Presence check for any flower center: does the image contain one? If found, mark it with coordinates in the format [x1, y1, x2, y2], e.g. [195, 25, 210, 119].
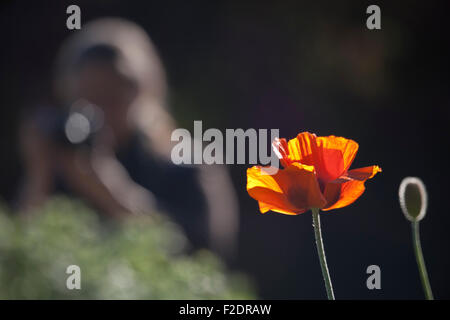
[287, 187, 309, 209]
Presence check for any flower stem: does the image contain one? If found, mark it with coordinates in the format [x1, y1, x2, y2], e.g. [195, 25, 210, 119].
[411, 221, 434, 300]
[311, 208, 335, 300]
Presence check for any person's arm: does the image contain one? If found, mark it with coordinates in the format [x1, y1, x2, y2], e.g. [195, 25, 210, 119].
[55, 148, 134, 218]
[198, 165, 240, 261]
[18, 115, 155, 218]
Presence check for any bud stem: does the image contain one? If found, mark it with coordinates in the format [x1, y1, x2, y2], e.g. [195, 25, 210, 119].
[311, 208, 335, 300]
[411, 221, 434, 300]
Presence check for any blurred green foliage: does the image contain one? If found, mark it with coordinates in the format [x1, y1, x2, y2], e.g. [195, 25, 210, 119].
[0, 197, 255, 299]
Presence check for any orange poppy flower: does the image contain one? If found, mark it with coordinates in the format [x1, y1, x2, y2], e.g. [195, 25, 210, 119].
[247, 132, 381, 214]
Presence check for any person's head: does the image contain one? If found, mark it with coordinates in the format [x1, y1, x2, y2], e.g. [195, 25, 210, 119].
[73, 44, 138, 121]
[54, 18, 175, 155]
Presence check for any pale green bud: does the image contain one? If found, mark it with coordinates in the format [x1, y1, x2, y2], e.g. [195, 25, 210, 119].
[399, 177, 428, 222]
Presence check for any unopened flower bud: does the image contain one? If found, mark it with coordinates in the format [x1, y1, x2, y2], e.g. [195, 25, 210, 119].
[399, 177, 428, 222]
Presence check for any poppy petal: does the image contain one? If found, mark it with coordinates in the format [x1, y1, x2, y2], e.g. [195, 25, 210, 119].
[346, 165, 382, 180]
[279, 163, 327, 210]
[287, 133, 359, 183]
[258, 201, 306, 215]
[272, 137, 292, 168]
[315, 135, 359, 181]
[322, 165, 381, 210]
[322, 179, 366, 211]
[286, 132, 317, 165]
[247, 163, 326, 214]
[247, 166, 303, 214]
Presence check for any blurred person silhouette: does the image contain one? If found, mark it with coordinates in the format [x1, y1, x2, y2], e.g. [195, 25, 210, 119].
[17, 18, 238, 259]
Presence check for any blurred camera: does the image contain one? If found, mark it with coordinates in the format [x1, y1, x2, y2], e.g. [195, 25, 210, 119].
[33, 99, 104, 148]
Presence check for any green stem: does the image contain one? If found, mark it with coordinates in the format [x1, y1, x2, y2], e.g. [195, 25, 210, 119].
[411, 221, 434, 300]
[311, 208, 335, 300]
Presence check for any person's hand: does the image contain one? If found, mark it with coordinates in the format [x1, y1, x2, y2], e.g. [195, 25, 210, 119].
[55, 144, 155, 218]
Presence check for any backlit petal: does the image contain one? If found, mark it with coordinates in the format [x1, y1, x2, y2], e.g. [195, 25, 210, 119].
[316, 136, 359, 173]
[322, 165, 381, 211]
[346, 165, 382, 180]
[246, 163, 326, 214]
[258, 201, 306, 215]
[286, 132, 359, 184]
[272, 137, 292, 168]
[278, 163, 326, 210]
[247, 166, 302, 214]
[286, 132, 317, 165]
[322, 180, 366, 211]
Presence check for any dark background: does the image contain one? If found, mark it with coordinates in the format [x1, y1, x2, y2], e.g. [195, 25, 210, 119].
[1, 0, 449, 299]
